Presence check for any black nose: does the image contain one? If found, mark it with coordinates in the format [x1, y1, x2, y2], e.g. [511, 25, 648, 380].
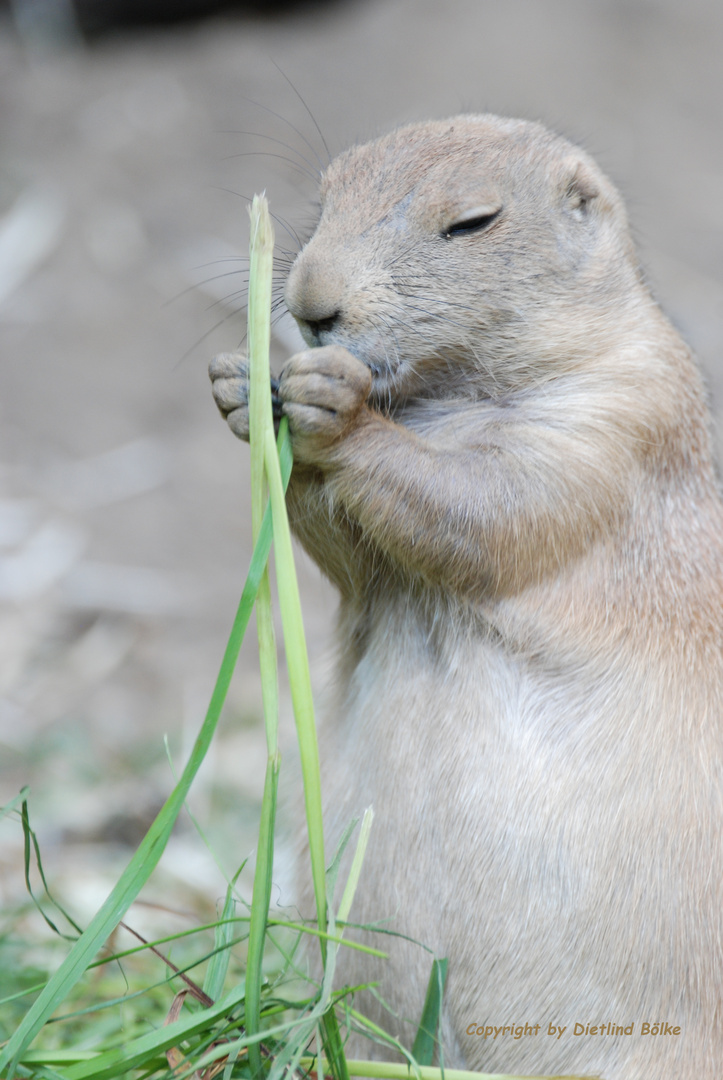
[304, 311, 341, 343]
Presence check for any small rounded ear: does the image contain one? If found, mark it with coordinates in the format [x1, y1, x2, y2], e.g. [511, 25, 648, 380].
[562, 158, 600, 213]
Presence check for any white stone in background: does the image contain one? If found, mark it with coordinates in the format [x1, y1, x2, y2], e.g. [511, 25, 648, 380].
[161, 834, 237, 900]
[0, 186, 65, 309]
[61, 561, 194, 616]
[66, 614, 136, 684]
[0, 498, 41, 548]
[41, 437, 171, 510]
[0, 519, 85, 601]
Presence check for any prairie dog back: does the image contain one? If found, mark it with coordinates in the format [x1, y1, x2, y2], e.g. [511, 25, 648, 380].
[210, 114, 723, 1079]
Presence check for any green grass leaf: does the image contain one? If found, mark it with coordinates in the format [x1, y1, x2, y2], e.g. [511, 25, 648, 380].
[21, 796, 83, 940]
[412, 957, 448, 1066]
[301, 1060, 594, 1080]
[202, 880, 240, 1002]
[263, 421, 328, 945]
[245, 189, 281, 1080]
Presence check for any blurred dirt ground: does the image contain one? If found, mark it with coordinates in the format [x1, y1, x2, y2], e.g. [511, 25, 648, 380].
[1, 0, 722, 967]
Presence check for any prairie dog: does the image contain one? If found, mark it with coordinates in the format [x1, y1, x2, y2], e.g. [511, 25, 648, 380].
[210, 115, 723, 1080]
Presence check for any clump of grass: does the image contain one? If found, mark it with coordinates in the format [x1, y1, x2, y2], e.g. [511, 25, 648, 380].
[0, 196, 592, 1080]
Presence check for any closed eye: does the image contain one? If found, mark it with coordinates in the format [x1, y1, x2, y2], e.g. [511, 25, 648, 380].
[442, 207, 502, 239]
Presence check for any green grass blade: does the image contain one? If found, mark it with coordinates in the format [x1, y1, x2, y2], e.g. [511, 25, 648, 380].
[412, 957, 448, 1066]
[0, 784, 29, 822]
[316, 809, 375, 1080]
[202, 882, 238, 1002]
[321, 1008, 351, 1080]
[263, 422, 327, 946]
[264, 417, 349, 1080]
[22, 1063, 74, 1080]
[300, 1061, 594, 1080]
[17, 1052, 101, 1065]
[60, 979, 335, 1080]
[245, 753, 279, 1076]
[21, 796, 83, 939]
[248, 192, 275, 557]
[245, 192, 279, 1080]
[46, 982, 248, 1080]
[0, 445, 292, 1078]
[336, 808, 374, 926]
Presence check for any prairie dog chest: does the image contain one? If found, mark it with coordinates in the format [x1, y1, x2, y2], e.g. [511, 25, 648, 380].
[325, 596, 562, 812]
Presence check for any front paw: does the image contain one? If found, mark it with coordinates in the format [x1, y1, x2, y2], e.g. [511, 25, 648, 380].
[209, 352, 282, 442]
[279, 345, 372, 462]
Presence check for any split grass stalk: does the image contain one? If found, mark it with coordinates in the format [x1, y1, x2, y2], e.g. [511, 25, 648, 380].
[245, 194, 348, 1080]
[245, 193, 282, 1080]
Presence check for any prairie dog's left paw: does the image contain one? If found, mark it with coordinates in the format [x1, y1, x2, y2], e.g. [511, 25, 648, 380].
[279, 345, 372, 461]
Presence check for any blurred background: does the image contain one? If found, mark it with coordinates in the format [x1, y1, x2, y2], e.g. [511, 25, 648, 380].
[1, 0, 722, 954]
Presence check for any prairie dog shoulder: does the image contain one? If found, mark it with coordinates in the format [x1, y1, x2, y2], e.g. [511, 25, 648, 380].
[210, 114, 723, 1080]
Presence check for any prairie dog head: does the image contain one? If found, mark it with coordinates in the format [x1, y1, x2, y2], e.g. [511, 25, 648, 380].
[285, 114, 645, 401]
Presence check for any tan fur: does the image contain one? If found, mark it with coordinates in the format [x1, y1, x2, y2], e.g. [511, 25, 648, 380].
[210, 114, 723, 1079]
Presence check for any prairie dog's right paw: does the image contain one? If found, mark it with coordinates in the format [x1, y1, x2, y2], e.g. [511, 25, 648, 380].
[210, 351, 283, 442]
[209, 351, 250, 441]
